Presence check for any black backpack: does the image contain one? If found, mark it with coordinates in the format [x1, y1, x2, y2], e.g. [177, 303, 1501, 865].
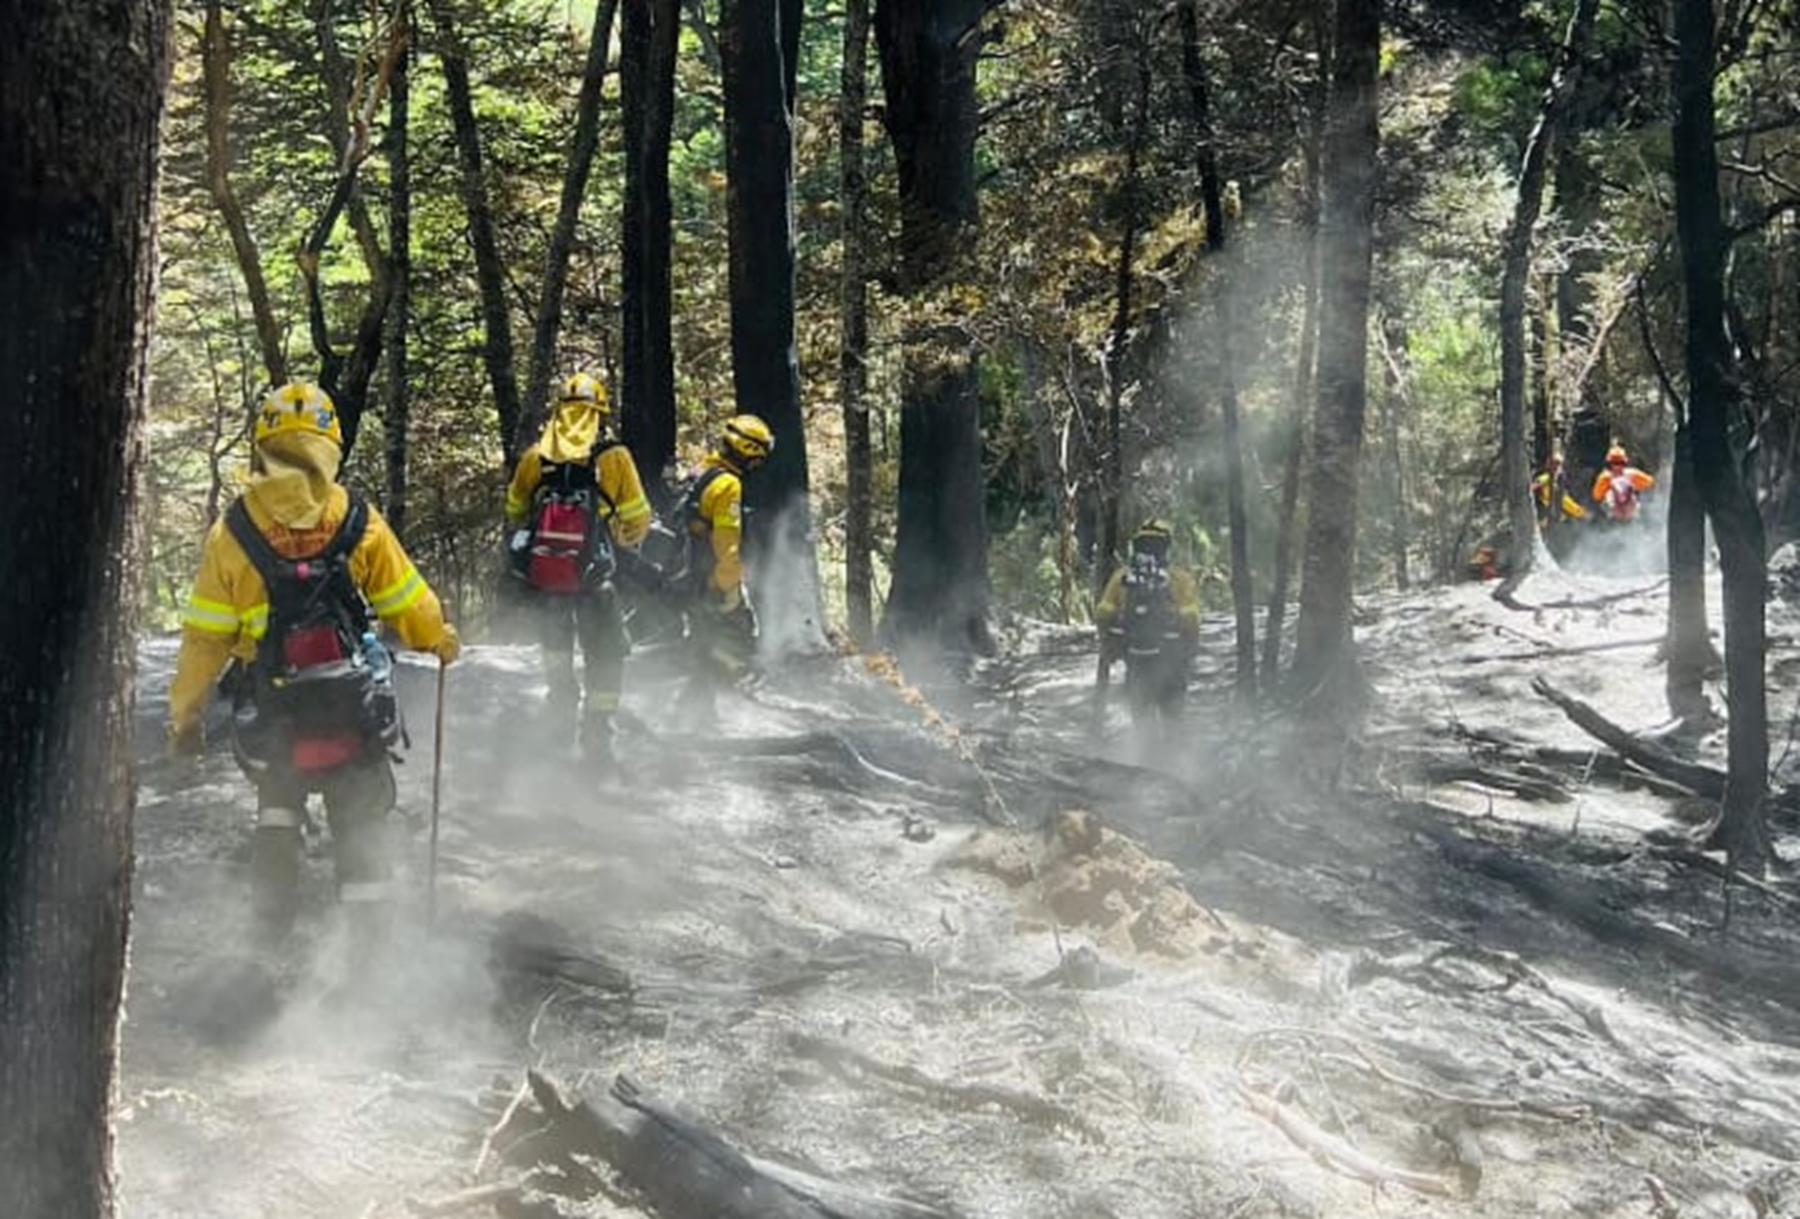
[516, 442, 620, 593]
[1121, 552, 1181, 658]
[225, 493, 397, 758]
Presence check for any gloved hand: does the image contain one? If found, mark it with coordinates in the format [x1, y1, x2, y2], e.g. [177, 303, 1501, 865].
[434, 623, 463, 665]
[167, 720, 204, 759]
[713, 584, 744, 615]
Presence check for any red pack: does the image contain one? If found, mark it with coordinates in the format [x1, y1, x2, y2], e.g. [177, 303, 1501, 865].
[527, 499, 594, 592]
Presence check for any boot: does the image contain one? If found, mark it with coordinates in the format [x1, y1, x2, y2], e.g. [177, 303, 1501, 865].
[580, 711, 615, 764]
[249, 820, 302, 949]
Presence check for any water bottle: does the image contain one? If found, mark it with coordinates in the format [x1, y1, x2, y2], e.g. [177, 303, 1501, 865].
[360, 630, 392, 685]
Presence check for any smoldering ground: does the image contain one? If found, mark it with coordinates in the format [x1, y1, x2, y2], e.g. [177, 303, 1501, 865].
[122, 565, 1800, 1217]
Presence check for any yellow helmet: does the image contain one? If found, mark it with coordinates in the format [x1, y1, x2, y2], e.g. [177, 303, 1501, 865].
[1131, 518, 1173, 559]
[558, 371, 608, 414]
[720, 414, 774, 468]
[255, 382, 342, 448]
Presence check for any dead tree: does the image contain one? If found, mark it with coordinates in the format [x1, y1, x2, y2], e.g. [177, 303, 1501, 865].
[0, 2, 171, 1213]
[1671, 0, 1770, 869]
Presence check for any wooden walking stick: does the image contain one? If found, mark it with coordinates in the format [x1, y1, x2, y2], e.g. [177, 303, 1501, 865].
[427, 656, 447, 931]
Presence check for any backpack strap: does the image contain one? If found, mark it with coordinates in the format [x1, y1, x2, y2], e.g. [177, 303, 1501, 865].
[226, 492, 372, 672]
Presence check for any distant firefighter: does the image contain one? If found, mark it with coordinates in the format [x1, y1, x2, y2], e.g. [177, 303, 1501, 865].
[1096, 519, 1200, 732]
[1533, 453, 1588, 526]
[1591, 444, 1655, 523]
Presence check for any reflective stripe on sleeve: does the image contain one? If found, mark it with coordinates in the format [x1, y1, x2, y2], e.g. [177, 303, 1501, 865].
[369, 567, 426, 618]
[614, 494, 651, 523]
[241, 604, 270, 640]
[182, 596, 240, 635]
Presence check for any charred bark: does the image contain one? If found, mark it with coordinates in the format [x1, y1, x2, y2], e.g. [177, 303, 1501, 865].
[0, 2, 170, 1212]
[840, 0, 875, 644]
[1497, 0, 1600, 576]
[875, 0, 991, 655]
[723, 0, 819, 641]
[520, 0, 620, 450]
[621, 0, 681, 489]
[1378, 313, 1412, 590]
[1290, 0, 1379, 708]
[425, 0, 523, 463]
[1671, 0, 1770, 868]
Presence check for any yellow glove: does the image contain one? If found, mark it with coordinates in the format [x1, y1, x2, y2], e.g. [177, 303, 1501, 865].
[434, 623, 462, 665]
[167, 720, 204, 758]
[714, 585, 743, 614]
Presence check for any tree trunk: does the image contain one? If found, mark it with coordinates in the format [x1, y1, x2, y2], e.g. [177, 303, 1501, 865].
[839, 0, 875, 644]
[201, 0, 286, 384]
[1096, 46, 1150, 603]
[722, 0, 819, 648]
[0, 3, 170, 1213]
[621, 0, 681, 491]
[1181, 0, 1256, 699]
[1497, 0, 1601, 577]
[1378, 313, 1412, 590]
[1262, 26, 1325, 687]
[521, 0, 621, 450]
[1665, 418, 1712, 718]
[384, 18, 411, 537]
[1671, 0, 1769, 868]
[875, 0, 991, 655]
[426, 0, 524, 464]
[1530, 284, 1553, 474]
[1290, 0, 1379, 708]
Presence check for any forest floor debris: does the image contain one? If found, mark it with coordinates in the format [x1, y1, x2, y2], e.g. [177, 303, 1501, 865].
[121, 567, 1800, 1217]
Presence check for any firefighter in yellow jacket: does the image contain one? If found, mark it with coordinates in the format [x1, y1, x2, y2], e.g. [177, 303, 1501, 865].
[505, 372, 652, 760]
[678, 414, 773, 717]
[1095, 520, 1200, 730]
[168, 382, 461, 946]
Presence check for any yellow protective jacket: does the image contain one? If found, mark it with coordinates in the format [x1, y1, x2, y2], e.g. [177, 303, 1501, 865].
[505, 438, 652, 549]
[1094, 565, 1201, 638]
[1532, 472, 1588, 521]
[169, 485, 451, 736]
[689, 453, 745, 600]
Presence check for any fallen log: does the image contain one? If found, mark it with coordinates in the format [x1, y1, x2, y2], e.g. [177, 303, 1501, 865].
[1530, 678, 1725, 800]
[1399, 804, 1800, 1014]
[510, 1071, 957, 1219]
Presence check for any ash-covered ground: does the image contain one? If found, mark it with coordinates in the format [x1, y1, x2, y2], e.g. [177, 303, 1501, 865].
[121, 567, 1800, 1218]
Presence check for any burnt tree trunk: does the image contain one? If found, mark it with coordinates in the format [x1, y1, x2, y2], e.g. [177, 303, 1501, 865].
[621, 0, 681, 490]
[520, 0, 620, 448]
[1671, 0, 1770, 868]
[1290, 0, 1379, 708]
[1497, 0, 1600, 578]
[426, 0, 524, 464]
[875, 0, 991, 655]
[0, 2, 170, 1213]
[1181, 0, 1255, 699]
[383, 19, 411, 536]
[839, 0, 875, 644]
[723, 0, 819, 644]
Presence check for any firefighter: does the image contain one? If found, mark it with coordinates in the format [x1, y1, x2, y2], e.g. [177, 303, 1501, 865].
[1533, 453, 1588, 527]
[1591, 443, 1656, 524]
[167, 382, 461, 948]
[675, 414, 774, 719]
[505, 372, 653, 761]
[1095, 520, 1201, 732]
